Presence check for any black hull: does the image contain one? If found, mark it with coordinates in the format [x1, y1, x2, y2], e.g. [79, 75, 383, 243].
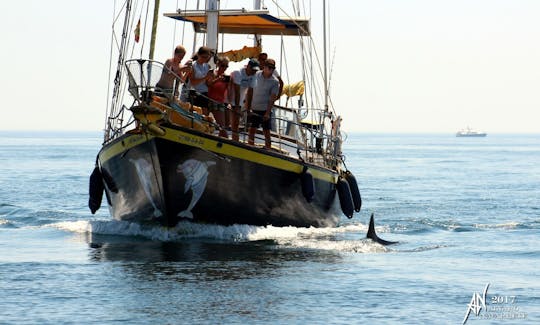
[97, 126, 340, 227]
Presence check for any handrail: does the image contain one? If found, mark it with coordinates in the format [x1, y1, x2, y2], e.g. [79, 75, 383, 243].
[105, 58, 342, 168]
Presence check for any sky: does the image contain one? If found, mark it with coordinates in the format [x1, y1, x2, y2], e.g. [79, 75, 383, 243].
[1, 0, 539, 133]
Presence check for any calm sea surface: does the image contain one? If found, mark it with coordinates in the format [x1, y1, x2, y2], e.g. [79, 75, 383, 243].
[1, 131, 539, 324]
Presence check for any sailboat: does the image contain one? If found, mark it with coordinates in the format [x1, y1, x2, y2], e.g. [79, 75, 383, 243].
[88, 0, 361, 228]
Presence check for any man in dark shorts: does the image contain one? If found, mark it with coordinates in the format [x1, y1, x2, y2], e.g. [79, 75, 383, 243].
[229, 58, 259, 141]
[246, 59, 280, 149]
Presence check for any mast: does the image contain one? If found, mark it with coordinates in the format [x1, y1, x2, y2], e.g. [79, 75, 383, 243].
[323, 0, 328, 111]
[149, 0, 161, 60]
[206, 0, 220, 53]
[253, 0, 262, 46]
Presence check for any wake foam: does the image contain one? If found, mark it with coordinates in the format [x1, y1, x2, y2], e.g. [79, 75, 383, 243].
[51, 219, 389, 253]
[474, 222, 521, 229]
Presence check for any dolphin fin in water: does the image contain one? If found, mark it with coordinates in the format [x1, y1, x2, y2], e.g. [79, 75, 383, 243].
[366, 213, 398, 246]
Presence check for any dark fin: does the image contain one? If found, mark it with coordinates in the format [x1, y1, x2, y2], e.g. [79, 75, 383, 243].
[366, 213, 397, 246]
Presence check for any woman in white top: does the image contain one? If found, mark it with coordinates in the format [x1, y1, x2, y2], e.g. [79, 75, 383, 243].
[186, 46, 213, 114]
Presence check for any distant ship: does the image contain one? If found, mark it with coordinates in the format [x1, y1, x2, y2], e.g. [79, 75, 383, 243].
[456, 127, 487, 137]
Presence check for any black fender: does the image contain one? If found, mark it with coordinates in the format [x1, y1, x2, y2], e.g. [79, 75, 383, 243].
[300, 167, 315, 202]
[344, 171, 361, 212]
[336, 177, 354, 218]
[88, 166, 104, 214]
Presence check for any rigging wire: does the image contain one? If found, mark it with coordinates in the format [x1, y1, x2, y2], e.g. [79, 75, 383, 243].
[327, 46, 336, 98]
[119, 0, 140, 128]
[192, 0, 200, 54]
[172, 0, 179, 50]
[143, 129, 166, 218]
[268, 0, 331, 115]
[279, 34, 286, 107]
[181, 0, 188, 45]
[109, 0, 134, 139]
[105, 0, 119, 138]
[326, 0, 335, 112]
[172, 0, 188, 51]
[140, 0, 150, 58]
[105, 0, 131, 132]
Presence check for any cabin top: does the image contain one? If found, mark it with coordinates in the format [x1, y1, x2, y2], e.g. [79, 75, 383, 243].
[164, 9, 310, 36]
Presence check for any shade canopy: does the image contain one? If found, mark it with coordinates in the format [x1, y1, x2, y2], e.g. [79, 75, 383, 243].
[164, 9, 310, 36]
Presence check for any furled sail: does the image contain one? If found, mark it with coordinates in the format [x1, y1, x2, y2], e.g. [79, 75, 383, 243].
[218, 46, 261, 62]
[281, 80, 304, 97]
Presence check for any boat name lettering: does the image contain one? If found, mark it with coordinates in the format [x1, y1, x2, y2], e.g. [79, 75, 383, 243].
[179, 134, 204, 146]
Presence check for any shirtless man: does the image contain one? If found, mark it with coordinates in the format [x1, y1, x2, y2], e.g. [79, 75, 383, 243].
[156, 45, 190, 97]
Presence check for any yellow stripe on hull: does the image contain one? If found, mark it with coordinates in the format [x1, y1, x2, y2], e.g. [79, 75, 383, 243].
[99, 133, 154, 163]
[99, 127, 338, 183]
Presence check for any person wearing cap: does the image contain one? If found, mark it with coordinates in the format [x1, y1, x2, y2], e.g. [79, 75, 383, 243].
[228, 58, 260, 141]
[257, 52, 283, 99]
[246, 58, 280, 149]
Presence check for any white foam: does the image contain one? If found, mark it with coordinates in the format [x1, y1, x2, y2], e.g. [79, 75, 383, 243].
[53, 220, 93, 233]
[474, 222, 520, 229]
[275, 238, 388, 253]
[50, 219, 388, 252]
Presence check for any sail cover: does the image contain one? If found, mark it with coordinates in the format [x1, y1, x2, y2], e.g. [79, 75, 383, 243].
[164, 10, 310, 36]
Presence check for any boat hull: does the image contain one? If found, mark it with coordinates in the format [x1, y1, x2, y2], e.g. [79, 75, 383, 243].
[456, 133, 487, 137]
[98, 126, 340, 227]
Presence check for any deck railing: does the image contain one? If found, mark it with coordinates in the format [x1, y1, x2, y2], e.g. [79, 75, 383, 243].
[105, 59, 342, 168]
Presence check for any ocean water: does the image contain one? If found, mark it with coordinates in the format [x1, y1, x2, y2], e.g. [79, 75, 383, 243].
[0, 131, 538, 324]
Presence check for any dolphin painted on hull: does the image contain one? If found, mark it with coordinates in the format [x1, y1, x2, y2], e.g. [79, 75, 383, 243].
[129, 158, 163, 218]
[176, 159, 216, 219]
[366, 213, 398, 246]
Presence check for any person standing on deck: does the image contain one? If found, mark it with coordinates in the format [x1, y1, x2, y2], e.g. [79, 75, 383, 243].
[229, 58, 260, 141]
[186, 46, 213, 114]
[246, 59, 279, 149]
[207, 56, 231, 138]
[257, 52, 283, 99]
[156, 45, 191, 97]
